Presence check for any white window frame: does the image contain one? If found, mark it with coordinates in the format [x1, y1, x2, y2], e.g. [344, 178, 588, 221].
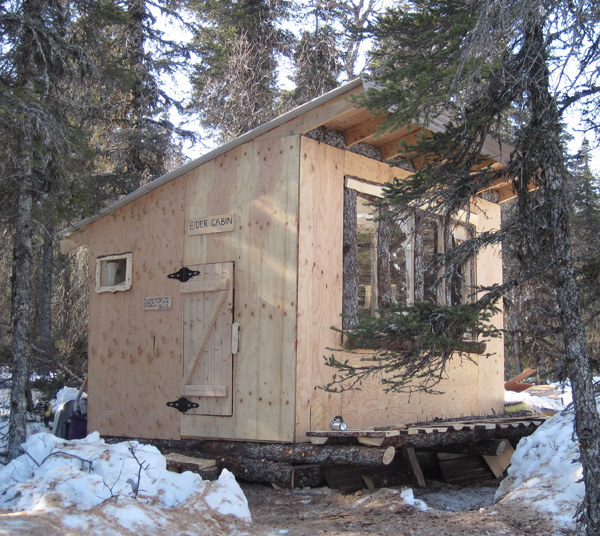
[95, 253, 133, 294]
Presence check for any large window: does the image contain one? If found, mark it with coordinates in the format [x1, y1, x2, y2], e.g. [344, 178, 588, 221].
[342, 181, 475, 329]
[356, 195, 408, 316]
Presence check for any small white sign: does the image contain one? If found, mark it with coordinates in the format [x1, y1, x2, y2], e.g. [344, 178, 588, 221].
[189, 213, 235, 235]
[144, 296, 172, 310]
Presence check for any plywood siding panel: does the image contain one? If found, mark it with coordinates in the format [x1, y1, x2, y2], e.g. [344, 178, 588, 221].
[296, 138, 345, 441]
[473, 197, 504, 415]
[180, 137, 299, 442]
[341, 357, 480, 426]
[295, 145, 503, 437]
[87, 179, 185, 440]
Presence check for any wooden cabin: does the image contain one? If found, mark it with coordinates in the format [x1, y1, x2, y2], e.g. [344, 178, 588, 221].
[59, 78, 513, 443]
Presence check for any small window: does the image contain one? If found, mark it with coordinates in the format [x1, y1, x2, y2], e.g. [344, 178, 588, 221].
[95, 253, 133, 293]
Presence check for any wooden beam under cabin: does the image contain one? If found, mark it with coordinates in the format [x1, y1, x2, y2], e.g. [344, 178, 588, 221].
[59, 229, 90, 255]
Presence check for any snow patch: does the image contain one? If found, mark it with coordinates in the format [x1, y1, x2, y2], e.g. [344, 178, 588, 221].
[496, 393, 600, 530]
[0, 431, 251, 535]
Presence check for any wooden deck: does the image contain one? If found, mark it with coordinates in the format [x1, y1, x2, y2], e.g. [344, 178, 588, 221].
[306, 416, 546, 447]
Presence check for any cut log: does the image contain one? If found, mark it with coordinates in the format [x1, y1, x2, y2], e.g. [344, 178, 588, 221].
[164, 453, 219, 480]
[437, 453, 494, 484]
[215, 456, 325, 488]
[423, 439, 507, 457]
[196, 441, 395, 466]
[362, 473, 410, 492]
[322, 458, 410, 493]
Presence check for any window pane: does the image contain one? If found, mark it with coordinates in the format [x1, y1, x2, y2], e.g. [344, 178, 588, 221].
[357, 197, 375, 314]
[388, 217, 408, 307]
[104, 259, 127, 286]
[422, 218, 439, 304]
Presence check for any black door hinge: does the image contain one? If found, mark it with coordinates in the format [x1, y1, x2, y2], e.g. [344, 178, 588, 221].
[167, 267, 201, 283]
[166, 397, 199, 413]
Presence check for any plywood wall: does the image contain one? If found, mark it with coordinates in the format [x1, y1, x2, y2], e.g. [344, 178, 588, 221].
[87, 180, 186, 440]
[296, 138, 345, 441]
[340, 357, 481, 426]
[295, 144, 505, 437]
[472, 197, 505, 415]
[180, 137, 300, 442]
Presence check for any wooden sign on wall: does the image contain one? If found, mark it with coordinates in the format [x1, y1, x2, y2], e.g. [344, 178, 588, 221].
[144, 296, 172, 310]
[189, 213, 235, 235]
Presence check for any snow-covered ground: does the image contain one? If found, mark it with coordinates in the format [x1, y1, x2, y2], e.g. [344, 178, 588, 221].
[0, 432, 250, 535]
[496, 382, 600, 531]
[0, 381, 598, 534]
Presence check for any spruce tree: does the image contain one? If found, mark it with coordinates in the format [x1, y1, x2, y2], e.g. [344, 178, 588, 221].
[329, 0, 600, 530]
[90, 0, 194, 196]
[0, 0, 117, 459]
[187, 0, 293, 142]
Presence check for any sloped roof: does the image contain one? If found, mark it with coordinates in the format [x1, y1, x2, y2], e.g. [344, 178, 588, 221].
[59, 77, 512, 239]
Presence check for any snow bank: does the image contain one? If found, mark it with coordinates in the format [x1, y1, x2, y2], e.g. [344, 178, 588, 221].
[496, 394, 600, 530]
[0, 432, 251, 526]
[504, 386, 571, 412]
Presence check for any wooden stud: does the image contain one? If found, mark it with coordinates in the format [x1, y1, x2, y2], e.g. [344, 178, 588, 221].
[379, 127, 428, 160]
[343, 115, 387, 146]
[344, 151, 412, 186]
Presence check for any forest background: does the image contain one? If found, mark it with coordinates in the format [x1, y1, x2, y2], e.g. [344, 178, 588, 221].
[1, 0, 599, 439]
[3, 0, 600, 530]
[2, 0, 600, 521]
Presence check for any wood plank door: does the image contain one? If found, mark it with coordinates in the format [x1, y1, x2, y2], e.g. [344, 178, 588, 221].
[181, 262, 234, 416]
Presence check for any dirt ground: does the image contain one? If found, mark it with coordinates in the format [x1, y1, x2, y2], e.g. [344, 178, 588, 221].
[239, 480, 572, 536]
[0, 479, 572, 535]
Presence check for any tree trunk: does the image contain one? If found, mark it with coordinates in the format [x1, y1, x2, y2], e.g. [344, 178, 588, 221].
[343, 186, 358, 329]
[414, 211, 424, 301]
[197, 441, 396, 466]
[377, 205, 392, 308]
[443, 215, 453, 306]
[8, 126, 34, 461]
[526, 19, 600, 533]
[39, 221, 54, 372]
[215, 456, 325, 488]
